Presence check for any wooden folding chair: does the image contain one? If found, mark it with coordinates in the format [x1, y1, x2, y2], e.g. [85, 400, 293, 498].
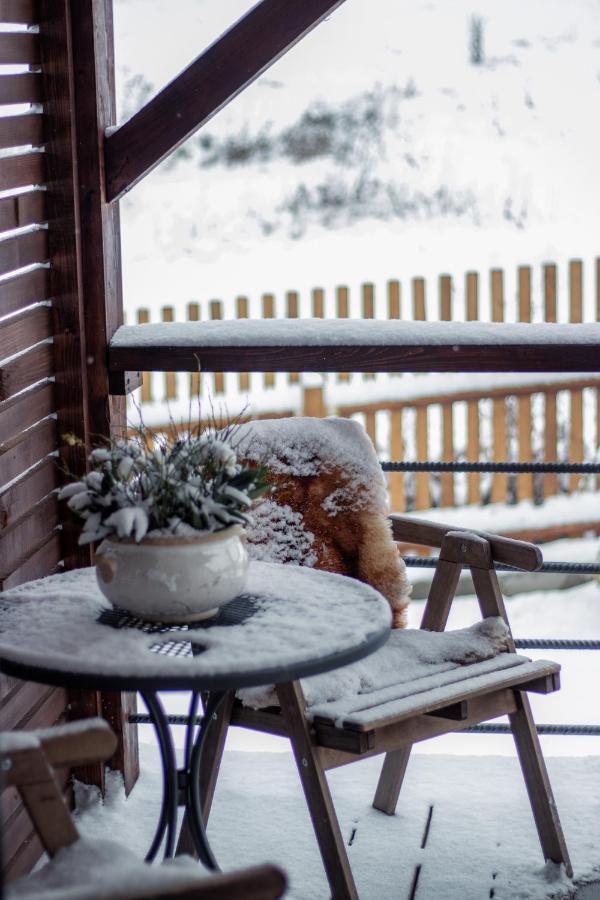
[194, 519, 572, 900]
[1, 719, 286, 900]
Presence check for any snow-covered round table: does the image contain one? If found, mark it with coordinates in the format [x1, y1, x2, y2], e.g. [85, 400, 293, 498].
[0, 560, 391, 869]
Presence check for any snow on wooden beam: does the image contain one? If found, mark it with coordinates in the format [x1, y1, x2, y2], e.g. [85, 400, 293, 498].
[104, 0, 347, 202]
[108, 320, 600, 377]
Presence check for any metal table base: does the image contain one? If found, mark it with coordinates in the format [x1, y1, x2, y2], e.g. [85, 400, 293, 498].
[141, 690, 226, 869]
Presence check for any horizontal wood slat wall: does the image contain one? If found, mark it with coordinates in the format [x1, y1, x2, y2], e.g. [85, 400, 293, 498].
[0, 7, 84, 881]
[0, 0, 38, 24]
[0, 190, 46, 232]
[0, 72, 41, 104]
[0, 31, 39, 63]
[0, 113, 43, 149]
[0, 152, 45, 191]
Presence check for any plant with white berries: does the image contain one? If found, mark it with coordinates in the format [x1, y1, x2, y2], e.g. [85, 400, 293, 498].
[59, 431, 268, 545]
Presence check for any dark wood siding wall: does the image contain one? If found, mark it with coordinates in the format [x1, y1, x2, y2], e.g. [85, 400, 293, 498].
[0, 0, 91, 879]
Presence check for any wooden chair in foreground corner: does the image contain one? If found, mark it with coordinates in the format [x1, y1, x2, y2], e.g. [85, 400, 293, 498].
[1, 719, 286, 900]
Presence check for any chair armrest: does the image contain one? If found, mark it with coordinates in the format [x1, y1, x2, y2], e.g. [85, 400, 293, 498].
[0, 718, 117, 781]
[390, 514, 543, 572]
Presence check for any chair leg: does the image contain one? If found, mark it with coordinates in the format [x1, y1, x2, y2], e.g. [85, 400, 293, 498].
[176, 691, 235, 857]
[277, 681, 359, 900]
[509, 691, 573, 878]
[372, 747, 412, 815]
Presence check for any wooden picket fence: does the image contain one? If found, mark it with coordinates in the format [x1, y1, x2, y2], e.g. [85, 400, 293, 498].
[130, 257, 600, 515]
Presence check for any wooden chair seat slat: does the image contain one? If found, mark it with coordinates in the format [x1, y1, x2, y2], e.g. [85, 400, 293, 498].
[311, 657, 559, 732]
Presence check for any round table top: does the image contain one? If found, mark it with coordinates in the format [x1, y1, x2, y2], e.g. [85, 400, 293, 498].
[0, 561, 391, 692]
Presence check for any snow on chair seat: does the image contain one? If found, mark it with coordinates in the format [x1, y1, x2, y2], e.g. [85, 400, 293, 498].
[309, 654, 560, 732]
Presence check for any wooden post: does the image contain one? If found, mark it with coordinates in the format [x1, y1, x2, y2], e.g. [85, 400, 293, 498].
[336, 285, 349, 382]
[597, 259, 600, 487]
[63, 0, 137, 792]
[362, 283, 375, 380]
[364, 409, 376, 445]
[440, 403, 454, 507]
[415, 406, 429, 509]
[262, 293, 275, 388]
[389, 409, 405, 512]
[161, 306, 177, 400]
[388, 279, 401, 319]
[569, 260, 583, 324]
[236, 296, 250, 392]
[544, 391, 558, 499]
[69, 0, 125, 440]
[491, 269, 504, 322]
[39, 0, 92, 572]
[187, 302, 201, 398]
[491, 398, 507, 503]
[312, 286, 324, 318]
[466, 272, 478, 321]
[302, 384, 325, 417]
[209, 300, 225, 394]
[412, 277, 426, 320]
[137, 308, 152, 402]
[596, 257, 600, 322]
[543, 264, 557, 323]
[439, 275, 452, 321]
[517, 396, 534, 501]
[568, 261, 583, 492]
[518, 266, 531, 323]
[569, 263, 584, 485]
[569, 388, 584, 493]
[286, 290, 299, 384]
[467, 400, 480, 504]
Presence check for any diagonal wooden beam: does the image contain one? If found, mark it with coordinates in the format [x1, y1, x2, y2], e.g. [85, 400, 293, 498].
[104, 0, 347, 202]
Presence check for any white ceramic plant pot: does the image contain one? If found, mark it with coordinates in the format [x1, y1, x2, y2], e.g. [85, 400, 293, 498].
[95, 525, 249, 623]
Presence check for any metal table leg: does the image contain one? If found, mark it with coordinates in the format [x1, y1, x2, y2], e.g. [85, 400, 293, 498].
[142, 689, 227, 869]
[184, 690, 227, 870]
[140, 692, 178, 861]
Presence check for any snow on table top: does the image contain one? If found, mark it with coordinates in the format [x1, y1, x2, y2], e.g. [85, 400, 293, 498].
[0, 562, 391, 688]
[111, 319, 600, 348]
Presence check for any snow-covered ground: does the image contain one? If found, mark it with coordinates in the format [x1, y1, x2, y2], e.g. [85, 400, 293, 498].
[76, 745, 599, 899]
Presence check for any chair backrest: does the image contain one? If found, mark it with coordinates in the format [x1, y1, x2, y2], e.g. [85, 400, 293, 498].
[237, 416, 411, 627]
[1, 723, 288, 900]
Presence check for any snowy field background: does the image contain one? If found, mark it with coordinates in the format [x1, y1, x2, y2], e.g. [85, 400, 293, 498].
[113, 0, 600, 316]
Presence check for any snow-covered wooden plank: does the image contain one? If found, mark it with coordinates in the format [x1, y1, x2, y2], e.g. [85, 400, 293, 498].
[109, 320, 600, 373]
[313, 658, 559, 732]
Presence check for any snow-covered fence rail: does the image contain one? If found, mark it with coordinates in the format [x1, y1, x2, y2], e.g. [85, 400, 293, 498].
[123, 255, 600, 516]
[127, 255, 600, 409]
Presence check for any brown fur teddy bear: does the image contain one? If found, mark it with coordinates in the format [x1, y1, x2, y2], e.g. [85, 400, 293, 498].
[235, 416, 410, 628]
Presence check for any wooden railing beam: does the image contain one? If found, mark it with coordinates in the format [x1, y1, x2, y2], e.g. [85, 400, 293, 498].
[109, 337, 600, 376]
[104, 0, 347, 202]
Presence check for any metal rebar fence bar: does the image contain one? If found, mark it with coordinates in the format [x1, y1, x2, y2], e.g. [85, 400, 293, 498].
[381, 461, 600, 474]
[402, 556, 600, 574]
[128, 714, 600, 736]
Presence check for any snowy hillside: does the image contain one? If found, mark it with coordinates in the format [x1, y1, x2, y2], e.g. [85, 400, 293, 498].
[113, 0, 600, 314]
